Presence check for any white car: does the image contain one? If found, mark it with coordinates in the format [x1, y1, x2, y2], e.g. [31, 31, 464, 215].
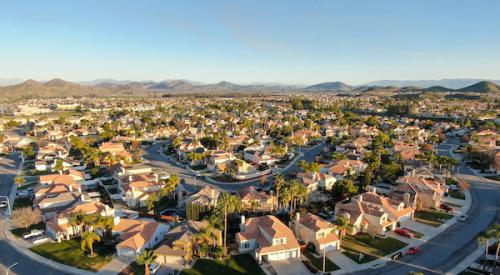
[458, 214, 469, 221]
[32, 236, 50, 245]
[0, 201, 7, 208]
[149, 262, 161, 274]
[23, 229, 44, 239]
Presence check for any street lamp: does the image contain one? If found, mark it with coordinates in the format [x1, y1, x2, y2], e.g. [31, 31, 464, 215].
[0, 196, 12, 216]
[193, 174, 199, 192]
[7, 262, 18, 275]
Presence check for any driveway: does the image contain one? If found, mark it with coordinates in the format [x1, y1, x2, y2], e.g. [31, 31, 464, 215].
[271, 258, 311, 275]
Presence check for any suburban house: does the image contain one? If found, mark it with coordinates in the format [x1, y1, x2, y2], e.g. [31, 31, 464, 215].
[113, 218, 169, 257]
[236, 215, 300, 263]
[99, 142, 133, 163]
[207, 151, 235, 171]
[323, 159, 367, 180]
[45, 201, 116, 242]
[292, 212, 340, 254]
[335, 191, 414, 236]
[392, 174, 446, 209]
[237, 186, 276, 212]
[154, 220, 221, 266]
[180, 185, 221, 210]
[118, 172, 165, 208]
[296, 172, 336, 194]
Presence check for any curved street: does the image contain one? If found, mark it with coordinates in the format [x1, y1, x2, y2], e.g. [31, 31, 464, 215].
[355, 135, 500, 275]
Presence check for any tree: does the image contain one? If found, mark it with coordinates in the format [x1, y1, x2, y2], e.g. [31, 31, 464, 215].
[477, 231, 492, 271]
[273, 175, 285, 209]
[80, 231, 101, 257]
[335, 215, 351, 239]
[145, 194, 159, 214]
[69, 210, 86, 236]
[97, 216, 115, 239]
[215, 192, 242, 257]
[332, 179, 359, 198]
[11, 207, 41, 229]
[15, 176, 25, 189]
[54, 158, 64, 174]
[136, 250, 157, 275]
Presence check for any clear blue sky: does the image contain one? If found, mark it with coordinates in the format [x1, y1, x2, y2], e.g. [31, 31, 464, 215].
[1, 0, 499, 85]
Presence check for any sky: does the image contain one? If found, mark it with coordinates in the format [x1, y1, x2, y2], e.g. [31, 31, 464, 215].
[1, 0, 500, 85]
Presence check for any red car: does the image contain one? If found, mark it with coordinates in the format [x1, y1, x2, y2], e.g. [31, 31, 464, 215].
[440, 204, 453, 212]
[405, 246, 420, 255]
[394, 228, 414, 238]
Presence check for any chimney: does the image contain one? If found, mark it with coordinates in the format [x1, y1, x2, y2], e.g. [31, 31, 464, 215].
[403, 193, 411, 208]
[80, 194, 86, 202]
[105, 204, 110, 215]
[68, 184, 73, 192]
[128, 175, 133, 182]
[358, 194, 363, 202]
[240, 215, 246, 232]
[372, 187, 377, 194]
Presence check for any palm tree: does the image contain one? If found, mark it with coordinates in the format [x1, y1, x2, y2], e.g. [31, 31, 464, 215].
[97, 216, 115, 240]
[273, 175, 285, 210]
[334, 216, 351, 239]
[80, 231, 101, 257]
[216, 192, 241, 257]
[145, 194, 159, 214]
[69, 210, 86, 236]
[477, 231, 492, 271]
[135, 249, 157, 275]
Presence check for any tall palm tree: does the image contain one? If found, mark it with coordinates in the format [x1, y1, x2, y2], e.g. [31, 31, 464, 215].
[273, 175, 285, 210]
[69, 210, 86, 236]
[80, 231, 101, 257]
[97, 216, 115, 240]
[477, 231, 492, 271]
[135, 249, 157, 275]
[216, 192, 241, 258]
[334, 216, 351, 239]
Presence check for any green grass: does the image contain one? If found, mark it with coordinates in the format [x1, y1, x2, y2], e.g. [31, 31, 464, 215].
[485, 175, 500, 181]
[17, 181, 38, 190]
[302, 250, 340, 271]
[180, 254, 265, 275]
[340, 234, 407, 263]
[414, 209, 454, 227]
[449, 190, 465, 200]
[444, 202, 463, 208]
[30, 238, 114, 272]
[11, 222, 45, 238]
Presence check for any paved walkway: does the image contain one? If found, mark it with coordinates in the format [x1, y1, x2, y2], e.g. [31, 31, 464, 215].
[326, 250, 356, 270]
[98, 255, 134, 275]
[271, 258, 311, 275]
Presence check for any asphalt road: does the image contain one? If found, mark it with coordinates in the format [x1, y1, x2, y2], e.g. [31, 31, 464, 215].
[357, 135, 500, 275]
[143, 142, 326, 193]
[0, 153, 69, 275]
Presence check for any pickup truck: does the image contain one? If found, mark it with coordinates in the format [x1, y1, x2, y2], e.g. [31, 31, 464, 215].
[23, 229, 44, 239]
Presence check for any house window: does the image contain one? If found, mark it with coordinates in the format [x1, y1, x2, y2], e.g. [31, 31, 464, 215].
[243, 242, 250, 248]
[318, 232, 324, 238]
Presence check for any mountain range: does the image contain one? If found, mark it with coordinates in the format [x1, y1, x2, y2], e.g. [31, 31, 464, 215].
[0, 78, 498, 99]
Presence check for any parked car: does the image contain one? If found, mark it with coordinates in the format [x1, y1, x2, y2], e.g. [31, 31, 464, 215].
[149, 262, 161, 274]
[32, 236, 50, 245]
[458, 214, 469, 221]
[439, 204, 453, 212]
[405, 246, 420, 255]
[0, 201, 7, 208]
[448, 185, 459, 192]
[18, 190, 30, 198]
[394, 228, 414, 238]
[23, 229, 44, 239]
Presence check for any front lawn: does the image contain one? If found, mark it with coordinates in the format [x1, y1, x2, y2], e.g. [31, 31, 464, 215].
[414, 209, 453, 227]
[180, 254, 265, 275]
[340, 234, 407, 263]
[302, 249, 340, 272]
[30, 238, 114, 272]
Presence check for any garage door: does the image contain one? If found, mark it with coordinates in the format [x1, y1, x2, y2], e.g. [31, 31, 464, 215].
[268, 252, 289, 261]
[164, 255, 183, 265]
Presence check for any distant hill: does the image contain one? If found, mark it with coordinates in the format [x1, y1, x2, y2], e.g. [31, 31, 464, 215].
[306, 82, 352, 91]
[423, 86, 454, 93]
[363, 78, 500, 89]
[0, 79, 153, 99]
[456, 81, 500, 94]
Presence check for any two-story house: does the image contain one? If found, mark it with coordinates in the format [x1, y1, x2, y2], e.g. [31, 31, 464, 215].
[236, 215, 300, 263]
[292, 212, 340, 254]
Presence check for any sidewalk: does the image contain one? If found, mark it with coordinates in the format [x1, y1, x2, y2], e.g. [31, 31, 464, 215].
[98, 255, 134, 275]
